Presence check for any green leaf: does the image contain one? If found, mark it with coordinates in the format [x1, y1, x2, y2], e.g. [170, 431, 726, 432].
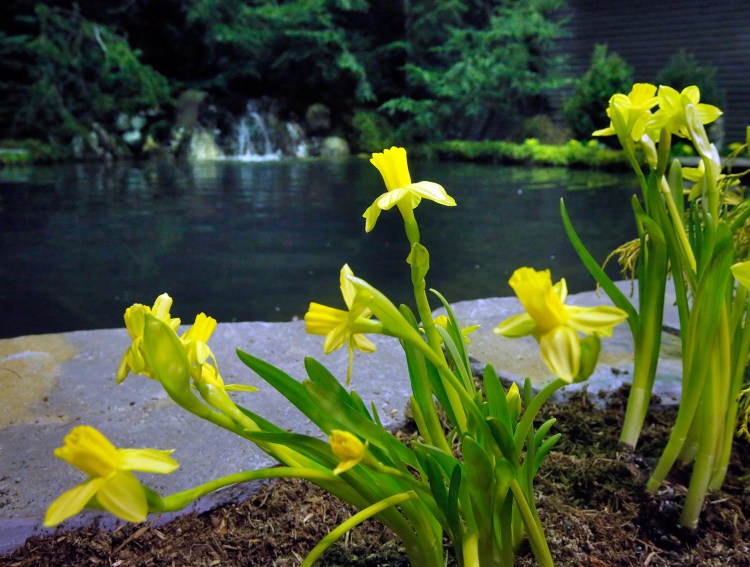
[483, 365, 512, 430]
[561, 198, 638, 333]
[533, 418, 557, 449]
[487, 416, 519, 463]
[532, 433, 561, 476]
[236, 349, 337, 432]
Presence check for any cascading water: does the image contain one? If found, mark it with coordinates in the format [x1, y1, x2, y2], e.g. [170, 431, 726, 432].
[229, 101, 309, 160]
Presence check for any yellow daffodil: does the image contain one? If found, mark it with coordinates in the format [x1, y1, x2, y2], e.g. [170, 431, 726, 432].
[117, 293, 180, 383]
[651, 85, 722, 139]
[45, 426, 178, 527]
[495, 267, 627, 383]
[305, 264, 379, 385]
[363, 147, 456, 233]
[593, 83, 659, 141]
[329, 430, 368, 475]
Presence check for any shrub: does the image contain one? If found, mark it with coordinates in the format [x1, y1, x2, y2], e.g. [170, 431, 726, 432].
[563, 44, 633, 140]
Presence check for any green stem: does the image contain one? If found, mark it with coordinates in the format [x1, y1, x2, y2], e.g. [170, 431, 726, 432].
[300, 491, 420, 567]
[155, 467, 338, 513]
[680, 340, 723, 528]
[710, 301, 747, 491]
[509, 480, 553, 567]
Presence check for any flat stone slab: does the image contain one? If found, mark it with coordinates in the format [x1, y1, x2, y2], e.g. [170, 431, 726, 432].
[0, 281, 682, 554]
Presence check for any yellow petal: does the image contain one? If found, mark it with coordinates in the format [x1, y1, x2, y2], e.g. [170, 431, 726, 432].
[322, 322, 349, 354]
[495, 312, 536, 338]
[566, 305, 628, 337]
[352, 333, 376, 353]
[363, 203, 383, 233]
[44, 478, 106, 527]
[339, 264, 356, 309]
[732, 261, 750, 289]
[406, 181, 456, 207]
[539, 326, 580, 383]
[118, 448, 179, 474]
[374, 187, 411, 211]
[696, 103, 722, 125]
[96, 472, 148, 523]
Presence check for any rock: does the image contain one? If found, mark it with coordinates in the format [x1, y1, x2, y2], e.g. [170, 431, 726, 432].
[320, 136, 350, 158]
[305, 103, 331, 135]
[187, 128, 224, 161]
[174, 90, 209, 130]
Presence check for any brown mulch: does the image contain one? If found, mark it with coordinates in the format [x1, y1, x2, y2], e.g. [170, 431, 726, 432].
[2, 386, 750, 566]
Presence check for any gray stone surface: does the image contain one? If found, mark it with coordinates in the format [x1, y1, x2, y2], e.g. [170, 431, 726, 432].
[0, 281, 683, 553]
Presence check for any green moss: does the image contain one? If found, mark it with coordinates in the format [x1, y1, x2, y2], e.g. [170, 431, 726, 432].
[426, 139, 626, 170]
[0, 139, 66, 164]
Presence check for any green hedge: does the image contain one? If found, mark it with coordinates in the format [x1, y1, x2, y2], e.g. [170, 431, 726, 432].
[425, 139, 626, 169]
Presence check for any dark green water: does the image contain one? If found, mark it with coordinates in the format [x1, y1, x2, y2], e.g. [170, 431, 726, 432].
[0, 158, 638, 338]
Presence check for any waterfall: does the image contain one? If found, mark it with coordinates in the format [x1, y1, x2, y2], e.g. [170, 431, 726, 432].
[228, 101, 308, 160]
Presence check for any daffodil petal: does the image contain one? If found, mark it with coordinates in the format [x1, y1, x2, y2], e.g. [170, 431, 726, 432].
[352, 333, 377, 353]
[44, 477, 106, 527]
[495, 312, 536, 338]
[333, 459, 360, 475]
[539, 326, 580, 383]
[323, 322, 349, 354]
[118, 448, 179, 474]
[225, 383, 260, 393]
[406, 181, 456, 206]
[363, 203, 382, 233]
[732, 261, 750, 289]
[339, 264, 356, 308]
[375, 187, 411, 210]
[696, 103, 722, 125]
[567, 305, 628, 337]
[96, 472, 148, 523]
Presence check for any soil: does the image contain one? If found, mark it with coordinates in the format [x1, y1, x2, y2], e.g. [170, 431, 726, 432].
[2, 386, 750, 567]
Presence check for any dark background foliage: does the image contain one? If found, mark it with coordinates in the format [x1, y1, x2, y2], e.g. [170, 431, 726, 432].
[0, 0, 570, 146]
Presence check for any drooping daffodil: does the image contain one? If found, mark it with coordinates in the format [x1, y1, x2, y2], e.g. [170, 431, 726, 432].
[329, 430, 368, 475]
[45, 426, 178, 526]
[363, 147, 456, 236]
[495, 267, 628, 383]
[304, 264, 381, 385]
[118, 296, 255, 395]
[651, 85, 722, 139]
[117, 293, 180, 383]
[593, 83, 659, 141]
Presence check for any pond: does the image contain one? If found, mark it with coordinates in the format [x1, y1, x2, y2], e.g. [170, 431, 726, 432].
[0, 158, 638, 339]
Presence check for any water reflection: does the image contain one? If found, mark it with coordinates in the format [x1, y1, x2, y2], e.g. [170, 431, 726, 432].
[0, 159, 638, 337]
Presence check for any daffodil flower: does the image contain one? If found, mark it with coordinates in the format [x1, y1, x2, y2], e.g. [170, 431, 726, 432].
[593, 83, 659, 141]
[304, 264, 380, 385]
[495, 267, 627, 383]
[651, 85, 722, 139]
[329, 430, 368, 475]
[181, 312, 257, 393]
[117, 293, 180, 383]
[45, 426, 178, 527]
[363, 147, 456, 233]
